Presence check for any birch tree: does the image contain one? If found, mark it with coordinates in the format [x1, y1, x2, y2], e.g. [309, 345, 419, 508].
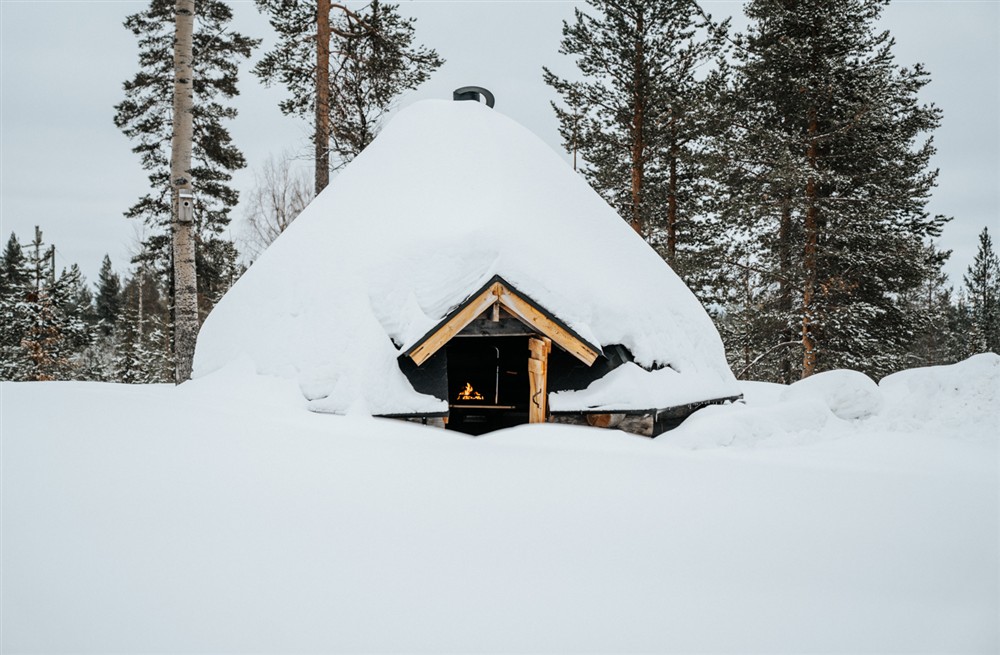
[115, 0, 258, 381]
[170, 0, 197, 381]
[241, 153, 314, 259]
[116, 1, 257, 320]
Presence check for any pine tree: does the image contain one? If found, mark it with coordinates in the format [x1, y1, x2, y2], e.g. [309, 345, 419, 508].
[0, 232, 31, 296]
[254, 0, 443, 192]
[114, 0, 258, 322]
[715, 0, 948, 380]
[58, 264, 96, 328]
[963, 227, 1000, 353]
[0, 229, 90, 381]
[951, 290, 979, 360]
[899, 244, 965, 367]
[113, 269, 173, 383]
[95, 254, 122, 336]
[0, 232, 32, 379]
[543, 0, 727, 275]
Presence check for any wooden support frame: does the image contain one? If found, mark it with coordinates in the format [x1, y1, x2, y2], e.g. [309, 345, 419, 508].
[498, 290, 598, 366]
[528, 336, 551, 423]
[405, 276, 601, 367]
[407, 282, 502, 365]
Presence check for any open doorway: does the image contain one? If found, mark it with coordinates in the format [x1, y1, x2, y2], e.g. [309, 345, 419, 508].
[446, 336, 529, 435]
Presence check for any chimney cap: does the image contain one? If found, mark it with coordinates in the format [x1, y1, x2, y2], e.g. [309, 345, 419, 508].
[453, 86, 495, 108]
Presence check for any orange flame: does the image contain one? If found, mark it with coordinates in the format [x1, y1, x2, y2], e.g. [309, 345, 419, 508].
[456, 382, 484, 401]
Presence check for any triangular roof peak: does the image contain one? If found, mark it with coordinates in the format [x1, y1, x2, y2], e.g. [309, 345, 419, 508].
[404, 275, 602, 367]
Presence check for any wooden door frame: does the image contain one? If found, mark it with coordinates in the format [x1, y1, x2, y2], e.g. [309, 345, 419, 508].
[528, 335, 551, 423]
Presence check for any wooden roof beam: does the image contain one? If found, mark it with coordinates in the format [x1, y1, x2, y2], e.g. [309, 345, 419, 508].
[404, 277, 601, 368]
[497, 289, 599, 366]
[408, 282, 501, 366]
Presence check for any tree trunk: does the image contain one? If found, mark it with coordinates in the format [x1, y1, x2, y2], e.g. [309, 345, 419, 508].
[778, 195, 793, 383]
[33, 227, 41, 292]
[170, 0, 198, 383]
[629, 11, 645, 237]
[666, 139, 678, 264]
[138, 266, 145, 342]
[802, 113, 819, 378]
[315, 0, 331, 194]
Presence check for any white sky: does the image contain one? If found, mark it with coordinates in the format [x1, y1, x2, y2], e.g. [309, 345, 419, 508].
[0, 0, 997, 286]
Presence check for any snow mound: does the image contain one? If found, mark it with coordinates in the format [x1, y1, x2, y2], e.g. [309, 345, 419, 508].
[664, 397, 838, 449]
[193, 99, 739, 414]
[875, 352, 1000, 440]
[662, 355, 999, 449]
[780, 369, 883, 420]
[550, 362, 739, 412]
[738, 380, 786, 406]
[2, 379, 996, 652]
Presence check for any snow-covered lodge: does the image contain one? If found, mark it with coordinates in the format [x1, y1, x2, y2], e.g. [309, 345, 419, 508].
[193, 91, 741, 436]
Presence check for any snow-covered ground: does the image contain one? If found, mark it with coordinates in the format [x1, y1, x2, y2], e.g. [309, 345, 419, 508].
[2, 355, 997, 653]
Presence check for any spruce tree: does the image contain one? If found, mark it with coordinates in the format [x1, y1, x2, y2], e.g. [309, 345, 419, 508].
[114, 269, 173, 383]
[254, 0, 443, 192]
[716, 0, 948, 380]
[95, 255, 122, 336]
[899, 244, 965, 367]
[0, 232, 30, 296]
[114, 0, 258, 319]
[543, 0, 727, 279]
[0, 229, 89, 381]
[58, 264, 96, 327]
[0, 232, 32, 379]
[963, 227, 1000, 353]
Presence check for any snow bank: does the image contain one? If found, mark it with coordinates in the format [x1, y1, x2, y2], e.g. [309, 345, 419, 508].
[2, 377, 996, 652]
[780, 368, 883, 420]
[194, 100, 739, 414]
[666, 395, 839, 448]
[874, 352, 1000, 439]
[664, 355, 997, 449]
[550, 361, 739, 411]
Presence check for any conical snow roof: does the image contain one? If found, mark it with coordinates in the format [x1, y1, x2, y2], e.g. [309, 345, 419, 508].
[194, 100, 739, 415]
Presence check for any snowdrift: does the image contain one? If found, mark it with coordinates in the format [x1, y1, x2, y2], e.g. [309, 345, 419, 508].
[1, 356, 997, 652]
[193, 100, 739, 415]
[669, 353, 1000, 449]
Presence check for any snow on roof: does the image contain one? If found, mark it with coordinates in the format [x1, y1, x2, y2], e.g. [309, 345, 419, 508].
[193, 99, 740, 415]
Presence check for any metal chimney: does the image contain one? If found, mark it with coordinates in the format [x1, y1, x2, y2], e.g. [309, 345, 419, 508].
[453, 86, 495, 108]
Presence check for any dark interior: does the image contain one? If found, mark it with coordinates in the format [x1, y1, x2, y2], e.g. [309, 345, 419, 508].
[446, 336, 529, 435]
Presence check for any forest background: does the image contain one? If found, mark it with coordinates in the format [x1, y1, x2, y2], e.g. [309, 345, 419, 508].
[0, 0, 997, 384]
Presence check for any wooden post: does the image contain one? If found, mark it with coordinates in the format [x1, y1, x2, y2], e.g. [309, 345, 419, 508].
[528, 336, 550, 423]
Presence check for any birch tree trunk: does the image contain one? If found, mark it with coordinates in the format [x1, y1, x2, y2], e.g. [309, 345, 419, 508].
[171, 0, 198, 383]
[315, 0, 331, 194]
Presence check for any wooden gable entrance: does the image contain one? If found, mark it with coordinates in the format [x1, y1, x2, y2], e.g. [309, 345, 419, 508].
[402, 276, 601, 434]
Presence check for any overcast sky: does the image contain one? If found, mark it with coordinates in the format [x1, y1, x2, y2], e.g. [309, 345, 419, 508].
[1, 0, 997, 286]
